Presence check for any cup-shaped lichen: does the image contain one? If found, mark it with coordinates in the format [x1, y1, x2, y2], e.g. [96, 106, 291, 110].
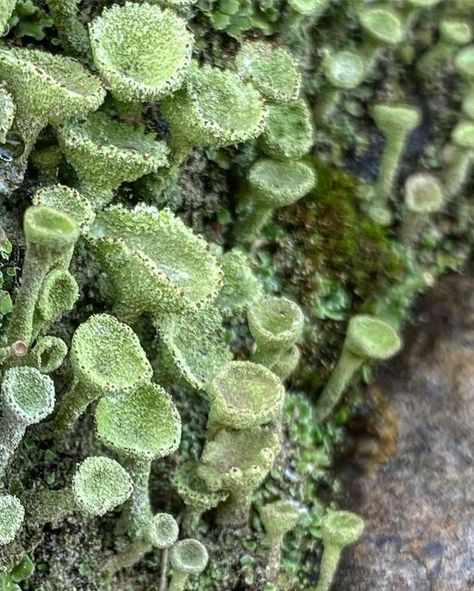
[315, 510, 365, 591]
[57, 112, 169, 208]
[318, 50, 365, 121]
[206, 361, 286, 434]
[32, 184, 95, 231]
[368, 103, 421, 224]
[214, 249, 263, 317]
[33, 269, 79, 340]
[52, 313, 152, 433]
[248, 295, 304, 377]
[89, 2, 193, 104]
[259, 499, 301, 578]
[261, 99, 313, 160]
[168, 539, 209, 591]
[455, 45, 474, 119]
[238, 159, 316, 241]
[198, 426, 281, 525]
[173, 461, 228, 534]
[401, 172, 445, 243]
[162, 62, 267, 161]
[315, 315, 401, 423]
[155, 306, 232, 391]
[8, 206, 79, 346]
[29, 336, 68, 374]
[27, 456, 133, 525]
[0, 495, 24, 547]
[45, 0, 91, 59]
[0, 367, 55, 479]
[418, 18, 472, 79]
[0, 46, 105, 171]
[444, 120, 474, 198]
[95, 381, 181, 533]
[87, 205, 222, 322]
[358, 6, 404, 72]
[235, 41, 301, 102]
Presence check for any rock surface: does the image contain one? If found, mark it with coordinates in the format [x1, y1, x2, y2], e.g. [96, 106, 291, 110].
[335, 273, 474, 591]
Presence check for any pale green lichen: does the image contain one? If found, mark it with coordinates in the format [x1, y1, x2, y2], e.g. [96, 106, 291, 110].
[57, 112, 169, 208]
[261, 99, 313, 160]
[315, 511, 365, 591]
[87, 205, 222, 322]
[52, 313, 152, 433]
[0, 85, 15, 144]
[235, 41, 301, 102]
[0, 495, 24, 547]
[89, 2, 193, 104]
[206, 361, 286, 434]
[0, 367, 55, 479]
[169, 539, 209, 591]
[315, 315, 401, 423]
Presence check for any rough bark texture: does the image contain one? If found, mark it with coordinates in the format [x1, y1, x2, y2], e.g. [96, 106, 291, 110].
[335, 273, 474, 591]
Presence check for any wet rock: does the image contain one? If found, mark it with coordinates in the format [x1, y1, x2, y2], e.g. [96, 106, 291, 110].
[335, 274, 474, 591]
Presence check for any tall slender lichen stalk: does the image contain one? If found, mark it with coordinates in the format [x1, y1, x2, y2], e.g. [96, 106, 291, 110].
[8, 207, 79, 346]
[315, 315, 401, 423]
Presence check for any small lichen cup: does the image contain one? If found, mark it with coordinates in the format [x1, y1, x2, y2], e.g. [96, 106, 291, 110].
[8, 206, 79, 346]
[206, 361, 286, 435]
[0, 366, 55, 479]
[315, 314, 401, 423]
[238, 159, 316, 241]
[315, 510, 365, 591]
[401, 172, 445, 244]
[168, 538, 209, 591]
[259, 499, 301, 579]
[52, 313, 152, 434]
[247, 295, 304, 378]
[26, 456, 133, 525]
[95, 381, 181, 534]
[443, 119, 474, 198]
[198, 426, 281, 526]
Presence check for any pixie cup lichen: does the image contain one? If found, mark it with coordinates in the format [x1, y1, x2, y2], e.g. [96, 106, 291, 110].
[89, 2, 193, 105]
[315, 510, 365, 591]
[443, 120, 474, 198]
[27, 456, 133, 525]
[198, 426, 281, 525]
[45, 0, 91, 59]
[259, 499, 301, 578]
[0, 46, 105, 173]
[52, 313, 152, 433]
[315, 314, 401, 423]
[318, 50, 365, 121]
[206, 361, 286, 434]
[368, 103, 421, 224]
[358, 6, 404, 73]
[248, 295, 304, 378]
[32, 184, 95, 231]
[57, 112, 169, 208]
[0, 1, 16, 36]
[235, 41, 301, 102]
[261, 99, 313, 160]
[215, 249, 263, 317]
[29, 336, 68, 374]
[239, 159, 316, 241]
[8, 206, 79, 346]
[401, 172, 445, 243]
[0, 367, 55, 479]
[173, 461, 228, 534]
[168, 538, 209, 591]
[0, 495, 24, 547]
[162, 62, 267, 159]
[455, 45, 474, 119]
[87, 205, 222, 322]
[155, 306, 232, 391]
[95, 381, 181, 533]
